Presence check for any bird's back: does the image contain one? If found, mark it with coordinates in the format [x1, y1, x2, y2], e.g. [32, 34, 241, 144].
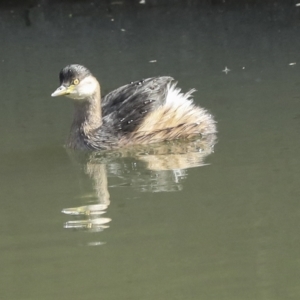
[92, 76, 216, 149]
[101, 76, 173, 134]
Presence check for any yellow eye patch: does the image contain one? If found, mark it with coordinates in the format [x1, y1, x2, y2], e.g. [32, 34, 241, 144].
[73, 79, 79, 85]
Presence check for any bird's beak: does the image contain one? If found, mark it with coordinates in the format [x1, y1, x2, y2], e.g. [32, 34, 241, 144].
[51, 85, 73, 97]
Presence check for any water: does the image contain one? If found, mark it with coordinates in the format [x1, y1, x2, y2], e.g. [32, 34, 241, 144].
[0, 1, 300, 299]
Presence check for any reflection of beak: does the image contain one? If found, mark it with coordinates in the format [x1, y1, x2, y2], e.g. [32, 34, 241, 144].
[51, 85, 73, 97]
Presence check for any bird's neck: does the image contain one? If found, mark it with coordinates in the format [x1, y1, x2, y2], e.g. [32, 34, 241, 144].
[68, 84, 102, 149]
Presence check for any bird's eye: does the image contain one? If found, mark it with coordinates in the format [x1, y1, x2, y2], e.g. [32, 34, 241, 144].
[73, 79, 79, 85]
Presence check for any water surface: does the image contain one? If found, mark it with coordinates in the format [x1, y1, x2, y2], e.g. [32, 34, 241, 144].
[0, 1, 300, 299]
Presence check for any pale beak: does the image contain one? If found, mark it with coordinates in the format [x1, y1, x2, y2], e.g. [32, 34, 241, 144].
[51, 85, 70, 97]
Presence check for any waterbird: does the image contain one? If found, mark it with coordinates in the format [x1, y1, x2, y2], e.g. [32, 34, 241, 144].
[51, 64, 216, 150]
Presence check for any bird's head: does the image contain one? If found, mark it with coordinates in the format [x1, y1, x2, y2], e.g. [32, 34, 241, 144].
[51, 64, 98, 100]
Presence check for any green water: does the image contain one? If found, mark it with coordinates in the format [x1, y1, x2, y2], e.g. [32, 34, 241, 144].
[0, 1, 300, 299]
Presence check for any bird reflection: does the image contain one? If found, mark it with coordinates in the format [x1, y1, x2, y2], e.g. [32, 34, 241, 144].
[62, 133, 216, 240]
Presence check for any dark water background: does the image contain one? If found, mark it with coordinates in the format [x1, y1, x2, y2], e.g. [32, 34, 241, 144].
[0, 1, 300, 299]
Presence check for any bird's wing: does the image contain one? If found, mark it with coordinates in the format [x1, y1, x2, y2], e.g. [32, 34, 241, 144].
[101, 76, 174, 134]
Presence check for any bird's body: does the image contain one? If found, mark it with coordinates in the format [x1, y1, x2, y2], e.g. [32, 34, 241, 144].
[51, 65, 216, 150]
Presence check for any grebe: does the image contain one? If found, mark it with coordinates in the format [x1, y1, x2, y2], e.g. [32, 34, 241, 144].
[51, 64, 216, 150]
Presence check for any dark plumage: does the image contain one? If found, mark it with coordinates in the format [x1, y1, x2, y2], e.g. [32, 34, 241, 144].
[102, 76, 172, 133]
[59, 65, 91, 86]
[51, 64, 216, 150]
